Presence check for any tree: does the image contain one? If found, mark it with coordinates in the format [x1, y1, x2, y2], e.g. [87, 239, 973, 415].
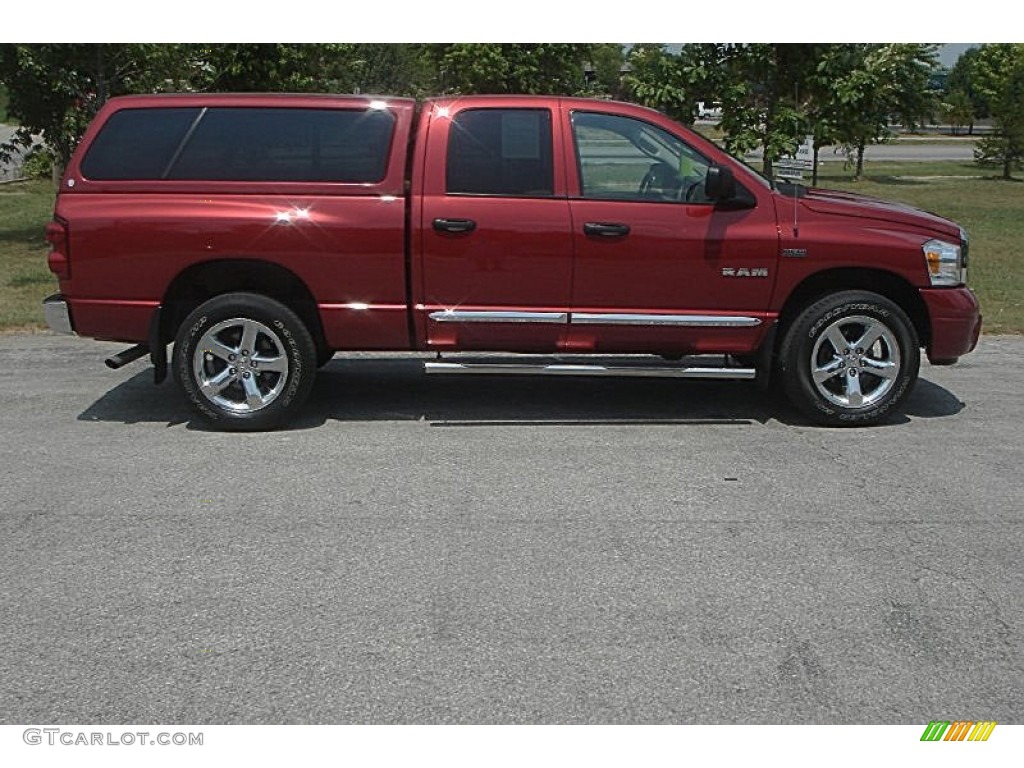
[947, 46, 988, 134]
[713, 44, 829, 177]
[0, 83, 10, 122]
[339, 45, 435, 96]
[802, 45, 865, 186]
[583, 43, 627, 99]
[971, 44, 1024, 180]
[824, 44, 938, 180]
[429, 44, 591, 95]
[0, 44, 439, 173]
[623, 44, 717, 125]
[0, 44, 191, 169]
[942, 89, 975, 136]
[187, 44, 353, 93]
[184, 44, 435, 95]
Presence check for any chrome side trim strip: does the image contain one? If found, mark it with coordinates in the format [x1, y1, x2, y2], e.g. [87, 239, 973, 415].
[425, 361, 757, 380]
[571, 313, 762, 328]
[429, 310, 567, 324]
[427, 310, 761, 327]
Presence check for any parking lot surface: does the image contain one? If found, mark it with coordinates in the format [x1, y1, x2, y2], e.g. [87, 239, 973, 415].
[0, 333, 1021, 723]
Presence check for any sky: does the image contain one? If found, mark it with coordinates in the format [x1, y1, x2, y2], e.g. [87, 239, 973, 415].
[938, 44, 978, 66]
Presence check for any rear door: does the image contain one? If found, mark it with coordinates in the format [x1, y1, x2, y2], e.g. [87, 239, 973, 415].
[414, 99, 573, 352]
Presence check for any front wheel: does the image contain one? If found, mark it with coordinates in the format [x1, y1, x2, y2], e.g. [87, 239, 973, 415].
[173, 293, 316, 430]
[779, 291, 920, 426]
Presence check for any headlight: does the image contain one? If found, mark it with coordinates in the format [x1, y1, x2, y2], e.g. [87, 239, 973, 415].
[922, 238, 966, 286]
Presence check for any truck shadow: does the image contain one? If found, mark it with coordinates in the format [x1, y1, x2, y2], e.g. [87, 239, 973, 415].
[78, 356, 965, 430]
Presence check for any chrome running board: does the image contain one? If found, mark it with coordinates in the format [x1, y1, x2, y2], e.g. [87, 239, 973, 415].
[424, 359, 756, 380]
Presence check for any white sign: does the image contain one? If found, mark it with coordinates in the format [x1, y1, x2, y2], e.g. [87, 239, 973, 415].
[778, 135, 815, 171]
[775, 135, 815, 181]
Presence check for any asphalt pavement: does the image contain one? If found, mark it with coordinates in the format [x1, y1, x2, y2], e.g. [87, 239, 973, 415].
[0, 333, 1020, 724]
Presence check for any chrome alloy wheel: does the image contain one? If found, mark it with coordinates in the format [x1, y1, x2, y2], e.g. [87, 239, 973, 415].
[192, 317, 290, 413]
[810, 315, 901, 409]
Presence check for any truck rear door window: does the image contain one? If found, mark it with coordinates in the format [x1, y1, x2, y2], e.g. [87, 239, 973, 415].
[81, 106, 395, 183]
[446, 108, 554, 197]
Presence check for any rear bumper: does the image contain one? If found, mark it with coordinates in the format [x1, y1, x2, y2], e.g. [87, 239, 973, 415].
[921, 287, 981, 364]
[43, 293, 75, 335]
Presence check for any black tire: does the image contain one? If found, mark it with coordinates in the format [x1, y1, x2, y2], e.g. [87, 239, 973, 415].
[778, 291, 919, 427]
[173, 292, 316, 430]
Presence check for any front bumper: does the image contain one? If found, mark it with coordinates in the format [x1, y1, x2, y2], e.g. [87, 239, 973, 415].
[921, 286, 981, 364]
[43, 293, 75, 335]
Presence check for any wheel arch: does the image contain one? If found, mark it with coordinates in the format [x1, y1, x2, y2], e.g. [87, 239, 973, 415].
[158, 259, 327, 356]
[776, 268, 930, 352]
[777, 287, 922, 426]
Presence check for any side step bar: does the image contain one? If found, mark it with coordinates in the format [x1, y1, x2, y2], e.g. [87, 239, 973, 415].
[425, 360, 756, 380]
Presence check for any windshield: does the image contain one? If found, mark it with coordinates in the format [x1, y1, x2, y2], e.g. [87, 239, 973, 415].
[730, 153, 775, 189]
[673, 119, 775, 190]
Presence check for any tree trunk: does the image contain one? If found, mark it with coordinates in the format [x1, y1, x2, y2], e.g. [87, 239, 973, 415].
[812, 143, 820, 187]
[855, 141, 866, 181]
[1005, 156, 1012, 181]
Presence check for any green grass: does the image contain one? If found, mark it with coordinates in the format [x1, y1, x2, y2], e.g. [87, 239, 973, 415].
[814, 162, 1023, 333]
[812, 160, 982, 179]
[0, 179, 58, 330]
[0, 165, 1020, 333]
[692, 124, 726, 143]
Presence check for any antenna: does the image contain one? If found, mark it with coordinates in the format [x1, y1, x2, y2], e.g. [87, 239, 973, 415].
[793, 183, 799, 239]
[793, 80, 800, 239]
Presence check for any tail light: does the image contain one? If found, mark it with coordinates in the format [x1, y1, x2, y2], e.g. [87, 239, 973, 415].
[45, 218, 70, 280]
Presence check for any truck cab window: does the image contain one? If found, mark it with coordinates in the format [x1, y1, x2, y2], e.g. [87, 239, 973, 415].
[446, 108, 554, 197]
[572, 111, 712, 204]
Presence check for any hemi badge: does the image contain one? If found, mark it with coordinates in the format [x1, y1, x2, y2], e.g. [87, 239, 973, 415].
[782, 248, 808, 258]
[722, 267, 768, 278]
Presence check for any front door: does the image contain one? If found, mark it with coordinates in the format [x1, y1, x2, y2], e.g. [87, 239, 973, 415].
[565, 108, 778, 355]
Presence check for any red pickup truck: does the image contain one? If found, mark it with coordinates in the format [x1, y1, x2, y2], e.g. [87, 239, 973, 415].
[43, 93, 981, 429]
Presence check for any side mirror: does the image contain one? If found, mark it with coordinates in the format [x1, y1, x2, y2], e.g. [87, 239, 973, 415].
[704, 164, 736, 202]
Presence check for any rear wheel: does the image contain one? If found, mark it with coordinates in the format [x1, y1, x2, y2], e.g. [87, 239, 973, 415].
[173, 293, 316, 430]
[779, 291, 919, 426]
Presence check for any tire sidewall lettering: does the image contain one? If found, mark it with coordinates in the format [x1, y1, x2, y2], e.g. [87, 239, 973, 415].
[173, 296, 316, 430]
[273, 317, 302, 405]
[783, 291, 919, 427]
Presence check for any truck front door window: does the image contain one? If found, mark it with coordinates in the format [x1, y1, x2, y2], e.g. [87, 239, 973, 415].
[572, 111, 712, 204]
